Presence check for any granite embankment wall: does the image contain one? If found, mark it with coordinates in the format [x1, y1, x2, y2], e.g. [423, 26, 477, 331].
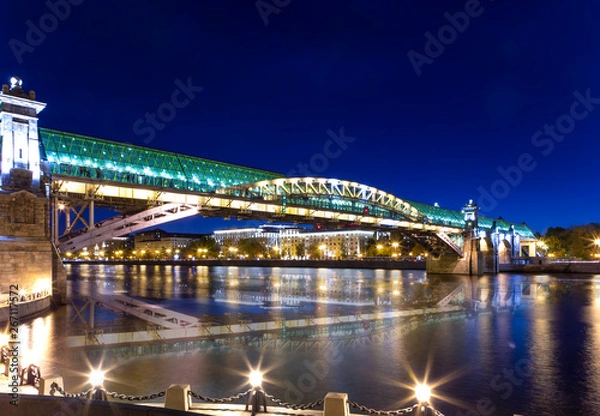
[65, 259, 427, 270]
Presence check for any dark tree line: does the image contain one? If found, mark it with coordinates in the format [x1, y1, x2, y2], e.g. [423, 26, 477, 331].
[541, 223, 600, 259]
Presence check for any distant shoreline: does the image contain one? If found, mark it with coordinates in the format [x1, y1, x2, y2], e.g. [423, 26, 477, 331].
[500, 262, 600, 274]
[63, 259, 600, 274]
[63, 258, 427, 270]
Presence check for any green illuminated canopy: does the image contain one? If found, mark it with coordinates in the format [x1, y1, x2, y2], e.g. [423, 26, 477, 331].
[39, 128, 283, 192]
[38, 128, 535, 238]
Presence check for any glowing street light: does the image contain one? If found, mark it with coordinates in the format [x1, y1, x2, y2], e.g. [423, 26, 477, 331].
[88, 369, 108, 401]
[89, 370, 105, 387]
[249, 370, 263, 388]
[247, 370, 267, 416]
[415, 383, 431, 403]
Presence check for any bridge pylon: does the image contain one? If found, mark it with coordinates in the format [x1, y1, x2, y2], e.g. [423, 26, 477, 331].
[425, 200, 487, 276]
[0, 77, 66, 305]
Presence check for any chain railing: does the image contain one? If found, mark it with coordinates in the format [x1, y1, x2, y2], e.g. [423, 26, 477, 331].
[49, 382, 446, 416]
[50, 382, 165, 402]
[349, 400, 444, 416]
[188, 389, 251, 404]
[105, 390, 166, 401]
[264, 393, 324, 411]
[49, 383, 93, 398]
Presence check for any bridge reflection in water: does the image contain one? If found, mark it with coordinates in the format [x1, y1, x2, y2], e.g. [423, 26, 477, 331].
[66, 264, 563, 358]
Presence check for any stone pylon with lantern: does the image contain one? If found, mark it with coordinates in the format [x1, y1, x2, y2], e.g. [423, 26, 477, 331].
[0, 77, 66, 317]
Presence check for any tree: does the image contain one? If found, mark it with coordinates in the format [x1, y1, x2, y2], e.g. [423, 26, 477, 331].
[188, 236, 220, 258]
[542, 223, 600, 259]
[307, 242, 320, 259]
[238, 238, 267, 258]
[294, 242, 306, 259]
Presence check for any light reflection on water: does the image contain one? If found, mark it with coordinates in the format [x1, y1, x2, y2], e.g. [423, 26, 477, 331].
[9, 265, 600, 415]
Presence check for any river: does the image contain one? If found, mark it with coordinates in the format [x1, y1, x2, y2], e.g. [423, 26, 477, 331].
[14, 264, 600, 415]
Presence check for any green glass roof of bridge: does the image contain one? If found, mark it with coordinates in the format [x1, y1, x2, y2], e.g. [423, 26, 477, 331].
[406, 200, 535, 238]
[38, 129, 535, 238]
[39, 128, 283, 192]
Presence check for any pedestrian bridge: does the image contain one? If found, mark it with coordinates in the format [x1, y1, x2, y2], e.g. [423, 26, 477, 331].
[40, 128, 536, 264]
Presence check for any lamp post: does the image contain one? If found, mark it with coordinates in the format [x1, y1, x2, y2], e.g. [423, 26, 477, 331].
[245, 370, 267, 416]
[88, 369, 107, 401]
[413, 383, 436, 416]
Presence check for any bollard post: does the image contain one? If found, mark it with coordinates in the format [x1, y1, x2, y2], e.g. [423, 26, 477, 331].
[39, 374, 64, 396]
[324, 392, 349, 416]
[165, 384, 191, 411]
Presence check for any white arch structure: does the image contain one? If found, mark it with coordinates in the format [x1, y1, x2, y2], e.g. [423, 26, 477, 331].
[53, 177, 487, 255]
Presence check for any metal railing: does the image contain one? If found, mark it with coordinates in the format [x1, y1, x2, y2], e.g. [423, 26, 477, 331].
[46, 380, 445, 416]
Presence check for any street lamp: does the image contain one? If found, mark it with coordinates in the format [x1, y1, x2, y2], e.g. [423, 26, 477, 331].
[246, 370, 267, 416]
[413, 383, 437, 416]
[88, 369, 107, 401]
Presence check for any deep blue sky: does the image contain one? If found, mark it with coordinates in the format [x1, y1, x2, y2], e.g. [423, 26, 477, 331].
[2, 0, 599, 233]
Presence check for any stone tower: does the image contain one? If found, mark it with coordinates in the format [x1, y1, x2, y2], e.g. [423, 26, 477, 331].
[0, 77, 66, 315]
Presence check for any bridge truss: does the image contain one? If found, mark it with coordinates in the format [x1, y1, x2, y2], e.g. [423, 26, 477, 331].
[52, 177, 468, 255]
[41, 129, 535, 257]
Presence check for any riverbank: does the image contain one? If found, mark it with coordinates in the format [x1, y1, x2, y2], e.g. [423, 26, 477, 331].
[0, 295, 52, 324]
[500, 262, 600, 274]
[64, 258, 426, 270]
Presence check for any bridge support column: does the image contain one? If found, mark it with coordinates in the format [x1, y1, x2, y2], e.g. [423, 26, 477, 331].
[426, 232, 485, 276]
[0, 191, 67, 307]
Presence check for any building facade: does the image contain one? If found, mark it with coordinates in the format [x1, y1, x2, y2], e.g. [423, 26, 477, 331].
[134, 228, 205, 251]
[213, 224, 380, 259]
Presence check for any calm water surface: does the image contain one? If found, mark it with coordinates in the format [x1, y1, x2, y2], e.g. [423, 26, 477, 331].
[20, 264, 600, 415]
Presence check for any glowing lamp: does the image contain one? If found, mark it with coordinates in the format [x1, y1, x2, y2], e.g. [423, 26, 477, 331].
[249, 370, 263, 388]
[415, 383, 431, 403]
[89, 370, 105, 387]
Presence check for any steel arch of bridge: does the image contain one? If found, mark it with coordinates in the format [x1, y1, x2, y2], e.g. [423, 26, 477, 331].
[216, 177, 428, 224]
[53, 176, 470, 253]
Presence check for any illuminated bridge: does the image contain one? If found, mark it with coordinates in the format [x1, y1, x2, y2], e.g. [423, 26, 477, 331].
[40, 128, 536, 270]
[0, 78, 537, 278]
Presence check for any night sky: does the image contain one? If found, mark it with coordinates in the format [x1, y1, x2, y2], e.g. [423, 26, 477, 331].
[2, 0, 599, 233]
